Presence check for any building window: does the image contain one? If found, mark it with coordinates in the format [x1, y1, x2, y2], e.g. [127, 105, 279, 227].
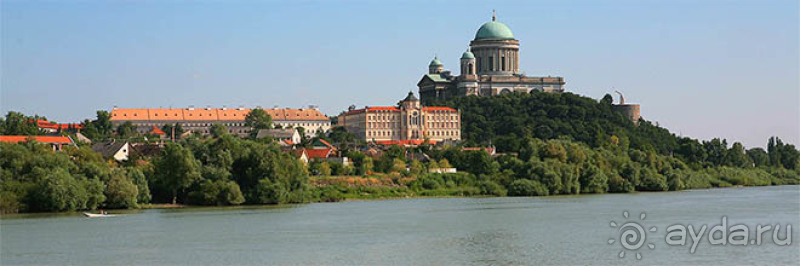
[489, 56, 494, 71]
[468, 63, 473, 75]
[501, 56, 506, 71]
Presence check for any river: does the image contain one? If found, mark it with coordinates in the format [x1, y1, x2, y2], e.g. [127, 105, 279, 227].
[2, 185, 798, 265]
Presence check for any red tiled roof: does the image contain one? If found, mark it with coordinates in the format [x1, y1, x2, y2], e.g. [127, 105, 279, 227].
[342, 106, 455, 116]
[342, 106, 401, 116]
[462, 147, 496, 154]
[374, 139, 437, 146]
[367, 106, 400, 112]
[151, 126, 166, 135]
[34, 120, 84, 130]
[317, 139, 332, 148]
[110, 108, 328, 122]
[422, 107, 457, 112]
[305, 148, 332, 159]
[0, 135, 73, 144]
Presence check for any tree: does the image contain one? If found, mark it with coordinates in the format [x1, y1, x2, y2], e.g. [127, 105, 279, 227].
[600, 94, 614, 105]
[747, 148, 769, 168]
[30, 169, 91, 212]
[188, 180, 245, 205]
[1, 111, 43, 135]
[579, 165, 608, 193]
[127, 168, 151, 204]
[245, 108, 272, 138]
[725, 142, 751, 168]
[161, 123, 185, 140]
[116, 121, 136, 139]
[768, 136, 782, 167]
[153, 143, 202, 204]
[255, 178, 287, 204]
[210, 124, 228, 138]
[703, 138, 728, 166]
[104, 172, 139, 209]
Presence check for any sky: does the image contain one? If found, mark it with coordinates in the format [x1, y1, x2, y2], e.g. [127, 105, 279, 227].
[1, 0, 797, 148]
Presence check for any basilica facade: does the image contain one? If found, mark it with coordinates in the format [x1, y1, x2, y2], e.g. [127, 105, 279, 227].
[418, 12, 566, 103]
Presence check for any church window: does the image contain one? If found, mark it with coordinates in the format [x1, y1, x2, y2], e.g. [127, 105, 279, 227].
[489, 56, 494, 71]
[468, 64, 473, 75]
[502, 56, 506, 71]
[477, 58, 482, 71]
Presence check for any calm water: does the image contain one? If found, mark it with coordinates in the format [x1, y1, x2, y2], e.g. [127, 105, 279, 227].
[2, 186, 799, 265]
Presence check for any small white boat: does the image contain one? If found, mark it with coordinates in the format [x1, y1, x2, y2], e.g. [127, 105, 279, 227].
[83, 212, 117, 218]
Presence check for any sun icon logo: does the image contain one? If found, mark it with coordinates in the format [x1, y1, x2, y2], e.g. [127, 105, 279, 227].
[608, 211, 657, 260]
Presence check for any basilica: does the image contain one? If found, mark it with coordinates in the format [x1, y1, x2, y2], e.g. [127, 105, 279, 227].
[417, 12, 566, 103]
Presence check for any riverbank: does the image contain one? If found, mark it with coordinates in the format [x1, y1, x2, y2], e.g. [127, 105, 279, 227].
[3, 185, 798, 266]
[139, 203, 187, 209]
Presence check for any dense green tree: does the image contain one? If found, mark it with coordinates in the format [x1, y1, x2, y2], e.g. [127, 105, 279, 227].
[116, 121, 136, 139]
[245, 108, 272, 138]
[210, 124, 228, 138]
[82, 110, 114, 141]
[29, 169, 96, 212]
[702, 138, 728, 166]
[725, 142, 752, 168]
[161, 123, 185, 140]
[104, 172, 139, 209]
[1, 111, 43, 135]
[579, 165, 608, 193]
[127, 168, 151, 204]
[153, 143, 202, 204]
[188, 180, 245, 205]
[747, 148, 769, 168]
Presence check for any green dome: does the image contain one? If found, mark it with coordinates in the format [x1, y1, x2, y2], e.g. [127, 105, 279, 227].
[461, 50, 475, 59]
[429, 57, 443, 67]
[475, 21, 514, 40]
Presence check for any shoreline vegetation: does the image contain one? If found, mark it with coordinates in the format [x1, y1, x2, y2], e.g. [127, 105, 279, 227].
[1, 185, 795, 218]
[2, 93, 799, 214]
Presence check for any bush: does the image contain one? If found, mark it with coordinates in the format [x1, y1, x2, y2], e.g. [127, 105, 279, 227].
[508, 179, 549, 196]
[314, 186, 345, 202]
[607, 174, 634, 193]
[478, 180, 507, 196]
[255, 178, 287, 204]
[188, 180, 245, 206]
[637, 168, 668, 191]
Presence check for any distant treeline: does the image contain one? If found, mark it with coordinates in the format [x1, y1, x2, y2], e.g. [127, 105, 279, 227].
[1, 92, 798, 213]
[431, 92, 799, 170]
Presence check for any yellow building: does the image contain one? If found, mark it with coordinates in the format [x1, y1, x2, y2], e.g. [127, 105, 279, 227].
[338, 92, 460, 143]
[110, 106, 330, 138]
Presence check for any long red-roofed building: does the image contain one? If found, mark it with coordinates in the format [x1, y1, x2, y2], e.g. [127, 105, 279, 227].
[33, 120, 84, 133]
[0, 135, 75, 151]
[109, 106, 330, 138]
[338, 92, 460, 143]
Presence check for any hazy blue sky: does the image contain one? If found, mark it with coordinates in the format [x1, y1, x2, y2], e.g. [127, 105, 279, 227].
[2, 0, 797, 148]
